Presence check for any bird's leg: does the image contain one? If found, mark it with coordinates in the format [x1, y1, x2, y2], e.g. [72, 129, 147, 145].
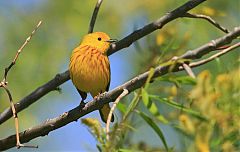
[77, 89, 87, 109]
[93, 93, 101, 100]
[93, 91, 108, 100]
[79, 99, 86, 108]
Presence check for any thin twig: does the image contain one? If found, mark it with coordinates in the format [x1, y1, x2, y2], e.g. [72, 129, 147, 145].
[181, 13, 229, 33]
[182, 63, 196, 78]
[3, 21, 42, 82]
[0, 84, 19, 144]
[0, 84, 38, 149]
[188, 42, 240, 68]
[106, 89, 129, 141]
[88, 0, 103, 33]
[0, 20, 42, 149]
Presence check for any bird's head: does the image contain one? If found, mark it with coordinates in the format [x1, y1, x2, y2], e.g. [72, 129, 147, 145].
[81, 32, 117, 55]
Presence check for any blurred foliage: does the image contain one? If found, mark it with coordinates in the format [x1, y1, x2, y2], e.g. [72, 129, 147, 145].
[83, 70, 239, 151]
[0, 0, 239, 151]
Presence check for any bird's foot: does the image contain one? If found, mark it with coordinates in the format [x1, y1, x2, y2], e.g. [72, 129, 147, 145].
[79, 100, 86, 109]
[94, 92, 107, 100]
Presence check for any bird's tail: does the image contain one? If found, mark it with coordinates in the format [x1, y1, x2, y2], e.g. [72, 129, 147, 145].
[99, 104, 114, 123]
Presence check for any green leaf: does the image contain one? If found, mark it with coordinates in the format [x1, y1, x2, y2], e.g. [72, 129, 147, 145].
[123, 91, 141, 120]
[142, 88, 149, 106]
[117, 102, 127, 114]
[175, 76, 196, 85]
[158, 75, 196, 86]
[150, 95, 207, 121]
[142, 89, 168, 124]
[148, 99, 158, 115]
[156, 114, 169, 124]
[136, 110, 169, 151]
[145, 67, 155, 89]
[96, 144, 102, 152]
[118, 149, 133, 152]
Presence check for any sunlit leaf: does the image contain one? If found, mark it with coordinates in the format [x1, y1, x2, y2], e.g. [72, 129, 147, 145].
[148, 99, 158, 115]
[156, 114, 169, 124]
[117, 102, 127, 114]
[145, 67, 155, 89]
[119, 149, 133, 152]
[142, 90, 169, 124]
[157, 75, 196, 86]
[142, 88, 149, 106]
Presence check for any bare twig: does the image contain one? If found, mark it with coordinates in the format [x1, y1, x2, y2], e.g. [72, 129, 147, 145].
[0, 84, 20, 144]
[106, 89, 129, 141]
[3, 21, 42, 82]
[0, 26, 239, 151]
[188, 42, 240, 68]
[0, 21, 42, 149]
[181, 13, 229, 33]
[88, 0, 103, 33]
[182, 63, 196, 78]
[0, 0, 207, 125]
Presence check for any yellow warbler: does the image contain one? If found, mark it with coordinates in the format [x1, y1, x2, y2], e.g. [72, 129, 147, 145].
[69, 32, 116, 123]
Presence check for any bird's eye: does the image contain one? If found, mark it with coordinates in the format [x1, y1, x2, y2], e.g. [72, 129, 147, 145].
[98, 37, 102, 41]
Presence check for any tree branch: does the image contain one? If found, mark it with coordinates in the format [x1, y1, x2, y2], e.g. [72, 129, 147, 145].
[180, 13, 229, 33]
[0, 26, 239, 151]
[107, 0, 206, 55]
[0, 0, 206, 125]
[0, 70, 70, 124]
[88, 0, 103, 33]
[188, 42, 240, 68]
[179, 27, 240, 59]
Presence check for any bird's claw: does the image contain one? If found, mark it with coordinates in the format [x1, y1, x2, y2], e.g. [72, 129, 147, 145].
[79, 100, 86, 109]
[94, 92, 107, 100]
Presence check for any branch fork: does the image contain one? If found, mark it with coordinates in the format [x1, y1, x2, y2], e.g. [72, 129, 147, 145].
[106, 89, 129, 141]
[0, 20, 42, 149]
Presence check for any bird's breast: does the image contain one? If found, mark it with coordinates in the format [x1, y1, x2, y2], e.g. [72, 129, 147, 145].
[69, 46, 110, 95]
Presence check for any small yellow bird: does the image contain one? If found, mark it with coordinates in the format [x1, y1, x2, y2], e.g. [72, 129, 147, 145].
[69, 32, 117, 123]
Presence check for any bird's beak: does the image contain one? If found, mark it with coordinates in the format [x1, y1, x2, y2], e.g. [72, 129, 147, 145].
[105, 39, 118, 43]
